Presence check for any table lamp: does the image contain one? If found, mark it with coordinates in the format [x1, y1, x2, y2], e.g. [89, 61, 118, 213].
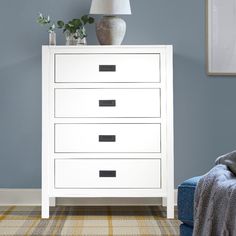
[90, 0, 131, 45]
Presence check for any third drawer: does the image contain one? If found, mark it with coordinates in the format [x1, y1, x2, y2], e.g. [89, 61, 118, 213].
[55, 159, 161, 189]
[54, 123, 161, 153]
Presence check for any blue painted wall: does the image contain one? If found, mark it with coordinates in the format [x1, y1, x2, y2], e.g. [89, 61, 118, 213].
[0, 0, 236, 188]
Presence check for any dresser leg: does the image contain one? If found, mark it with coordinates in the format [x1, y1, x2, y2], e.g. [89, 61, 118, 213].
[42, 196, 50, 219]
[166, 196, 175, 219]
[50, 197, 56, 207]
[162, 197, 167, 206]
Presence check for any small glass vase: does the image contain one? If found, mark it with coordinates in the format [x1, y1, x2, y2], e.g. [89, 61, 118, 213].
[49, 31, 56, 45]
[65, 31, 87, 46]
[65, 33, 76, 45]
[66, 34, 87, 46]
[78, 37, 87, 45]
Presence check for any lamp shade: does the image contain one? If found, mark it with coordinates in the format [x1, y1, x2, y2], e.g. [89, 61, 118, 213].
[90, 0, 131, 15]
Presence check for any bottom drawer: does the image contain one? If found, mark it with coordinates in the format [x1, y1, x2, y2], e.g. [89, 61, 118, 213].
[55, 159, 161, 189]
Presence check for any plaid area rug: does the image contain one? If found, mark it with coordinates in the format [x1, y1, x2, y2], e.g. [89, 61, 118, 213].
[0, 206, 180, 236]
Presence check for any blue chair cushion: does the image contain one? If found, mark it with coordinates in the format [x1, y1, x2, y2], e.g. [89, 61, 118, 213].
[178, 176, 202, 227]
[180, 223, 193, 236]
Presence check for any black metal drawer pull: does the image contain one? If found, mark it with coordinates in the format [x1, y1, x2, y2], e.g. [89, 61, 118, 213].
[99, 170, 116, 178]
[99, 135, 116, 142]
[99, 100, 116, 107]
[99, 65, 116, 72]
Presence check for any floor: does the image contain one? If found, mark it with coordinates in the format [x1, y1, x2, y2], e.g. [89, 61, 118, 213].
[0, 206, 180, 236]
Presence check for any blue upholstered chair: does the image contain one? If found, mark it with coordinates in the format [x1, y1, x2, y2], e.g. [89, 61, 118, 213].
[178, 176, 202, 236]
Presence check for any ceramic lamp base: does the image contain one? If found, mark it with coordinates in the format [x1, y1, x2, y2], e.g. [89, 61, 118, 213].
[96, 16, 126, 45]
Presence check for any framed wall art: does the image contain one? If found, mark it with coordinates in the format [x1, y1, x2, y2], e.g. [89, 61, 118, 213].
[207, 0, 236, 75]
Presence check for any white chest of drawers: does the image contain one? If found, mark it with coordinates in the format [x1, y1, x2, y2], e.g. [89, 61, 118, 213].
[42, 45, 174, 219]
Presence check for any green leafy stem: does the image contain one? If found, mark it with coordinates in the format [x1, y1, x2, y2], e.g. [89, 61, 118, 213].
[57, 15, 94, 39]
[36, 13, 55, 33]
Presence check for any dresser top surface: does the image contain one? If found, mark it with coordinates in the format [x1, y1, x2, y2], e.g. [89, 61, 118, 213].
[42, 45, 173, 48]
[42, 45, 173, 54]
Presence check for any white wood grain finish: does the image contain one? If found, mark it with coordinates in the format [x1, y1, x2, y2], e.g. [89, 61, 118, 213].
[42, 46, 174, 219]
[55, 53, 160, 83]
[42, 47, 50, 218]
[166, 45, 175, 219]
[55, 88, 161, 118]
[55, 123, 161, 153]
[55, 159, 161, 189]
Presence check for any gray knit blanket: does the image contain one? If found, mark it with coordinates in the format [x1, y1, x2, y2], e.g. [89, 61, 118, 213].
[193, 151, 236, 236]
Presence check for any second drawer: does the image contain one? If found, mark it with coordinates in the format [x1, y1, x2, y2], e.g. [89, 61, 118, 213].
[55, 123, 161, 153]
[55, 88, 161, 118]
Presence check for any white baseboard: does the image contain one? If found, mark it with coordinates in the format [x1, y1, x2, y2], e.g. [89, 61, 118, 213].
[0, 189, 178, 206]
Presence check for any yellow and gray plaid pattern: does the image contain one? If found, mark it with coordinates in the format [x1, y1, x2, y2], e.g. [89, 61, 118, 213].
[0, 206, 180, 236]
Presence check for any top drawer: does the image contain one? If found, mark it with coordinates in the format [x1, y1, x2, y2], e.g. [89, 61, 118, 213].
[55, 54, 160, 83]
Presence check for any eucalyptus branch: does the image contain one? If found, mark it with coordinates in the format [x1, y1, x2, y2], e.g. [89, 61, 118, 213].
[37, 13, 55, 33]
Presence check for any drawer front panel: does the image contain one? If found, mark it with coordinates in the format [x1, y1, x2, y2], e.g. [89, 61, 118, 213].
[55, 124, 161, 153]
[55, 89, 161, 118]
[55, 54, 160, 83]
[55, 159, 161, 189]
